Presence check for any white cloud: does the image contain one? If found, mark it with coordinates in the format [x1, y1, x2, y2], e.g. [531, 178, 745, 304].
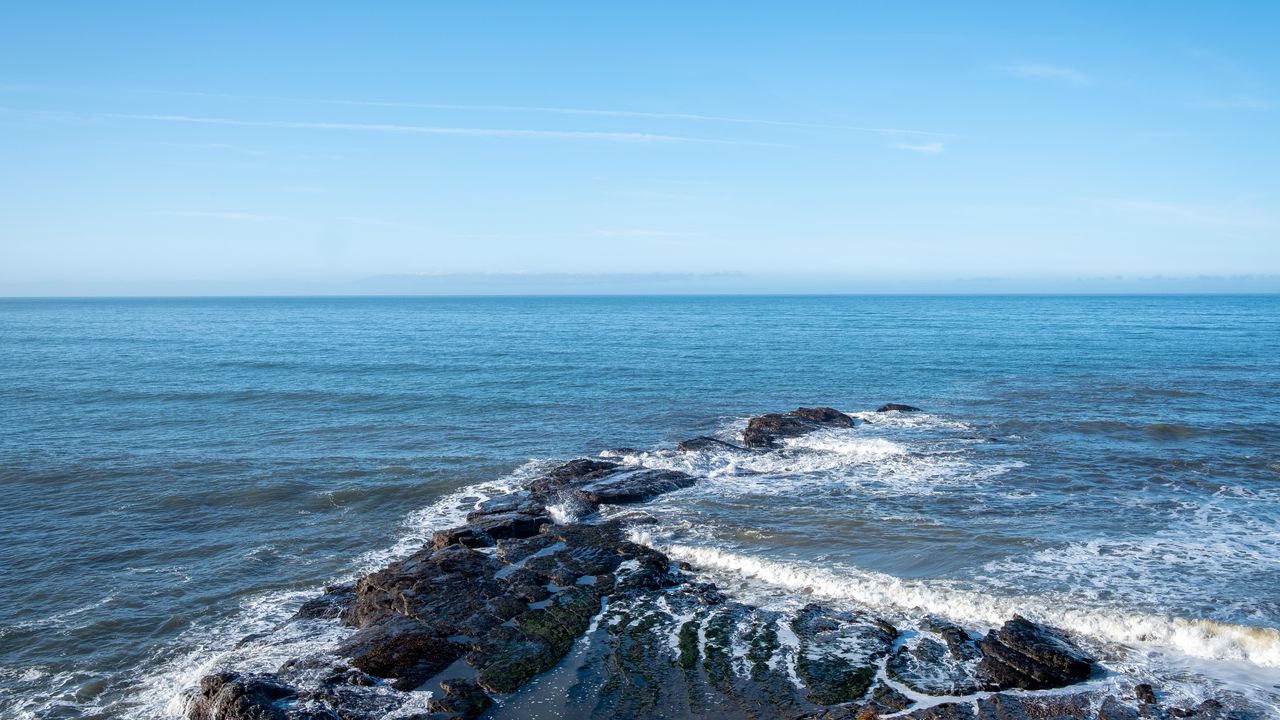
[893, 141, 943, 154]
[1005, 63, 1089, 85]
[142, 90, 954, 138]
[592, 229, 702, 238]
[152, 211, 286, 221]
[110, 113, 738, 144]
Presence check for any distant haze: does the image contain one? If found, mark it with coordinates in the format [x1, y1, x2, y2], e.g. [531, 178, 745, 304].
[5, 273, 1279, 297]
[1, 4, 1278, 295]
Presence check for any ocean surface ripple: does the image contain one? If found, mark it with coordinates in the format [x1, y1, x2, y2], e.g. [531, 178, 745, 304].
[1, 295, 1277, 717]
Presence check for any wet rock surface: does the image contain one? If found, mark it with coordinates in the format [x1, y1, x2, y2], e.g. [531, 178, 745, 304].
[888, 618, 983, 696]
[742, 406, 855, 448]
[184, 405, 1261, 720]
[187, 672, 298, 720]
[976, 615, 1095, 691]
[677, 435, 750, 453]
[877, 403, 922, 412]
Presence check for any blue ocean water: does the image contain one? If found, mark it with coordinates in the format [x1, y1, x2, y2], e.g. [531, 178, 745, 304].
[1, 295, 1278, 717]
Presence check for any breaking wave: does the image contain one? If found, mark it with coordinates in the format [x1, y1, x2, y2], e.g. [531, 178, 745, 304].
[632, 537, 1280, 670]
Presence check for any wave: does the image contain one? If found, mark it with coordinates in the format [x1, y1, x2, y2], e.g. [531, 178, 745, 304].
[126, 464, 541, 719]
[632, 536, 1280, 670]
[609, 426, 1017, 500]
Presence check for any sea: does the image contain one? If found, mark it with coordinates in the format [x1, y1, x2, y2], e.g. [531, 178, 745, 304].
[1, 295, 1277, 718]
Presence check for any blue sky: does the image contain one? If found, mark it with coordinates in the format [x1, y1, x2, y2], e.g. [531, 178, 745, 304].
[1, 2, 1277, 294]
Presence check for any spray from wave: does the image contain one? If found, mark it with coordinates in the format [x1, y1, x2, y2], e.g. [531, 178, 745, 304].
[632, 535, 1280, 669]
[128, 467, 541, 719]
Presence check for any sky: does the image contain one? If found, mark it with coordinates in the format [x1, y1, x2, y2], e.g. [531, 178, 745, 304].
[1, 2, 1278, 295]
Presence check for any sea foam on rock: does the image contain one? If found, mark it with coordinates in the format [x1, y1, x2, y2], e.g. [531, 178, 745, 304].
[182, 405, 1258, 720]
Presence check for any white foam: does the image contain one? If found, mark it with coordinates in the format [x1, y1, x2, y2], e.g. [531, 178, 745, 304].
[350, 464, 540, 574]
[546, 502, 582, 525]
[130, 461, 547, 719]
[774, 616, 804, 687]
[631, 536, 1280, 671]
[620, 427, 1011, 502]
[779, 432, 908, 458]
[851, 411, 975, 432]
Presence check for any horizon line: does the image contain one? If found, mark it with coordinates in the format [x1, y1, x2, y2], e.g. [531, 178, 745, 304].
[4, 291, 1278, 300]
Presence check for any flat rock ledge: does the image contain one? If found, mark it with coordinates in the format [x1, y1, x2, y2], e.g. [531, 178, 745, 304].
[184, 407, 1260, 720]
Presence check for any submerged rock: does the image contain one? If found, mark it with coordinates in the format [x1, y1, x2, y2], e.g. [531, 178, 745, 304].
[186, 407, 1254, 720]
[792, 604, 897, 704]
[676, 435, 749, 453]
[876, 403, 922, 412]
[426, 678, 492, 718]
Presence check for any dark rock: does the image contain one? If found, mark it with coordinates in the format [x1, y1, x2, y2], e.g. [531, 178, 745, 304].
[676, 436, 749, 453]
[426, 678, 492, 719]
[1135, 683, 1157, 705]
[470, 511, 551, 540]
[472, 585, 604, 693]
[322, 668, 378, 687]
[743, 413, 809, 447]
[976, 692, 1096, 719]
[792, 406, 856, 426]
[466, 493, 544, 520]
[525, 458, 620, 496]
[870, 683, 914, 710]
[322, 517, 672, 705]
[922, 617, 981, 660]
[186, 410, 1255, 720]
[888, 634, 980, 696]
[792, 604, 896, 704]
[1099, 696, 1141, 720]
[742, 407, 854, 448]
[337, 617, 463, 690]
[431, 526, 495, 549]
[187, 672, 295, 720]
[573, 468, 698, 505]
[340, 544, 509, 634]
[977, 615, 1095, 691]
[1170, 699, 1234, 719]
[580, 590, 814, 719]
[292, 582, 355, 620]
[877, 403, 922, 412]
[906, 702, 978, 719]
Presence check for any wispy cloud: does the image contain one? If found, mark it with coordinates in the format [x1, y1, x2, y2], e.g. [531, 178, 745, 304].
[591, 228, 702, 238]
[156, 141, 268, 156]
[893, 141, 943, 154]
[1096, 198, 1276, 229]
[110, 113, 738, 144]
[1005, 63, 1089, 85]
[336, 216, 423, 229]
[6, 85, 954, 140]
[140, 89, 954, 138]
[1199, 94, 1274, 111]
[152, 210, 286, 221]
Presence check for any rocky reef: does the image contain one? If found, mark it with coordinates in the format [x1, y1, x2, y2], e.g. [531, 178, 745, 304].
[183, 406, 1259, 720]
